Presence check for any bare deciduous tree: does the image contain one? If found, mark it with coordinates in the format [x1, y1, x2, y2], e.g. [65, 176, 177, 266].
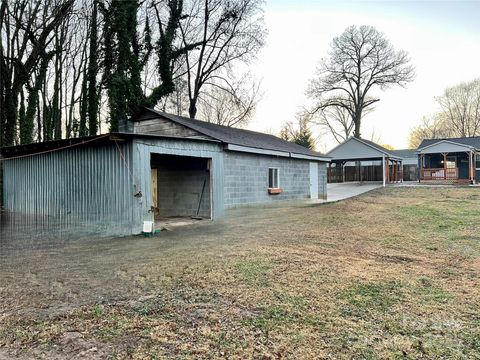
[0, 0, 75, 146]
[408, 115, 452, 148]
[308, 25, 415, 139]
[408, 79, 480, 148]
[178, 0, 265, 119]
[316, 104, 353, 143]
[436, 78, 480, 138]
[0, 0, 266, 148]
[197, 74, 260, 127]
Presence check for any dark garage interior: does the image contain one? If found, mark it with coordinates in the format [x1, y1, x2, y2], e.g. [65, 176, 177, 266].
[150, 154, 211, 220]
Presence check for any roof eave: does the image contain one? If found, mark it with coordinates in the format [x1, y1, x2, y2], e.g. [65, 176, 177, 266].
[416, 139, 477, 152]
[327, 137, 402, 160]
[225, 144, 330, 161]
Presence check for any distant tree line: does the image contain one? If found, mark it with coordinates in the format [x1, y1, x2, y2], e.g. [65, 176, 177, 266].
[0, 0, 265, 148]
[409, 78, 480, 148]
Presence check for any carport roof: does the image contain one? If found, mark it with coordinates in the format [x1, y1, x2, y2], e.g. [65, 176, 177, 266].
[326, 137, 403, 161]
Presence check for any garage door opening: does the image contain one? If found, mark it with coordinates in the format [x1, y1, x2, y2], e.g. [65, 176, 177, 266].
[151, 154, 212, 227]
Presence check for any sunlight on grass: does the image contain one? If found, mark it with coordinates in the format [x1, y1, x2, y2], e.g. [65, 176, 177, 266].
[234, 257, 271, 287]
[339, 281, 404, 318]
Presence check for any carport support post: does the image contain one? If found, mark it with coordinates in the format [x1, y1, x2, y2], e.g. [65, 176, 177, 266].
[393, 160, 396, 182]
[419, 154, 424, 182]
[474, 152, 477, 184]
[386, 157, 390, 184]
[400, 160, 403, 183]
[469, 151, 473, 183]
[442, 152, 448, 180]
[382, 154, 386, 187]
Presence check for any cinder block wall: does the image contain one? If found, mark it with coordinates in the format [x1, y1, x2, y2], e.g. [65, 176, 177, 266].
[223, 151, 327, 208]
[156, 167, 211, 218]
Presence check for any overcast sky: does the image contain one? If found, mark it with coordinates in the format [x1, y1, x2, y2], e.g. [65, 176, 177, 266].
[247, 0, 480, 152]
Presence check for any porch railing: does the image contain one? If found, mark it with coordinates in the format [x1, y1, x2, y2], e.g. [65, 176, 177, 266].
[420, 168, 458, 180]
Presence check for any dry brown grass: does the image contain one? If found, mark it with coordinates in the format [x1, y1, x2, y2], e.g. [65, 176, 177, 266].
[1, 187, 480, 359]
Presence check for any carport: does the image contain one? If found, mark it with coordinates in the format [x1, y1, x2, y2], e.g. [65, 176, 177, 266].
[326, 137, 403, 186]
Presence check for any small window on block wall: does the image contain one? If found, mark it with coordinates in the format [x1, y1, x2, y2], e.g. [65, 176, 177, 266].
[268, 168, 279, 189]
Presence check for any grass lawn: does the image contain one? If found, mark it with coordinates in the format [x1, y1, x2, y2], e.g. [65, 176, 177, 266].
[1, 187, 479, 359]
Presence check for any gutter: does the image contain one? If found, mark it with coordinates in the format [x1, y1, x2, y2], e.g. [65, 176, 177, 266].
[225, 144, 331, 162]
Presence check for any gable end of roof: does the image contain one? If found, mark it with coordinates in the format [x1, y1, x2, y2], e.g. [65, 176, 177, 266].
[416, 139, 476, 152]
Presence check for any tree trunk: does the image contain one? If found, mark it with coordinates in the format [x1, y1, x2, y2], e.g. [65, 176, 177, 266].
[353, 106, 363, 138]
[189, 101, 197, 119]
[22, 55, 50, 144]
[87, 0, 98, 136]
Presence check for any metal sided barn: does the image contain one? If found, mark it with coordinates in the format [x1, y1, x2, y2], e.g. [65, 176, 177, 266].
[1, 108, 329, 238]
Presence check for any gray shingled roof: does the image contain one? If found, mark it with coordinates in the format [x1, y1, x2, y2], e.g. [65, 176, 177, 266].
[418, 137, 480, 150]
[389, 149, 417, 158]
[135, 108, 328, 158]
[326, 137, 405, 161]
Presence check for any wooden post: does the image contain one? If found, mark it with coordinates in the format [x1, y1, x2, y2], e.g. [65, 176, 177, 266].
[419, 154, 423, 182]
[469, 151, 473, 183]
[393, 160, 396, 182]
[396, 161, 399, 182]
[395, 160, 400, 182]
[442, 152, 448, 180]
[474, 152, 477, 184]
[400, 160, 403, 183]
[386, 157, 390, 184]
[392, 160, 396, 182]
[358, 161, 361, 183]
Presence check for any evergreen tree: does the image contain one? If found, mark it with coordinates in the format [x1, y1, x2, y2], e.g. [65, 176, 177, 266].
[280, 115, 316, 150]
[104, 0, 143, 132]
[293, 127, 316, 150]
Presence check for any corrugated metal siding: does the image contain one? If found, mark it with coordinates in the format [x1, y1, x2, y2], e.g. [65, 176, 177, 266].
[2, 142, 136, 239]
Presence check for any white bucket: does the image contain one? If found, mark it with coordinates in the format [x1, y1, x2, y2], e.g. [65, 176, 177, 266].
[143, 221, 154, 233]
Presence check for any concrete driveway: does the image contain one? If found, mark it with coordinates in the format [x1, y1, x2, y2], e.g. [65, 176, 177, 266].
[327, 182, 383, 202]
